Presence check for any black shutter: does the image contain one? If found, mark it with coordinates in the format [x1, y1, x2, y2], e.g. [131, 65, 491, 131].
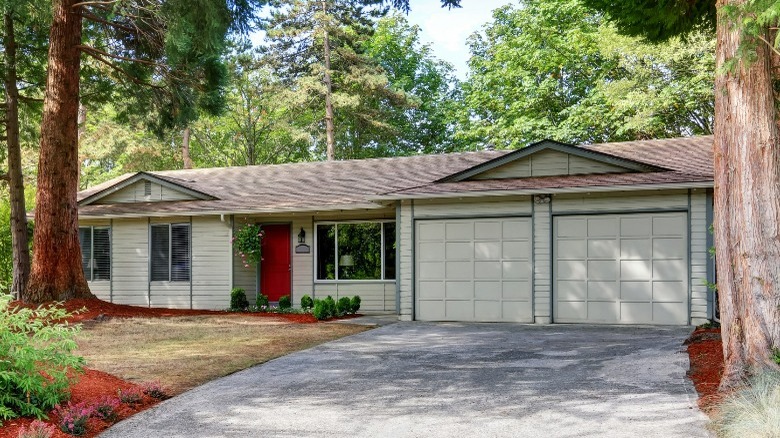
[171, 224, 190, 282]
[93, 228, 111, 280]
[79, 227, 92, 281]
[150, 225, 170, 281]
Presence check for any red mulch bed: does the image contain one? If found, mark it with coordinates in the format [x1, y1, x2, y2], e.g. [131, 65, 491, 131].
[0, 298, 362, 437]
[685, 326, 724, 411]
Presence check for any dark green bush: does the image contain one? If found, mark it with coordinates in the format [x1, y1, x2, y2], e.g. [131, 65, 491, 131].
[229, 288, 249, 311]
[336, 297, 351, 316]
[324, 296, 337, 318]
[312, 299, 328, 320]
[256, 293, 270, 311]
[349, 296, 361, 314]
[300, 294, 314, 311]
[278, 295, 292, 309]
[0, 296, 84, 424]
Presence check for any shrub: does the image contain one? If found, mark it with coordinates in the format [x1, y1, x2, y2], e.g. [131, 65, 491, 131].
[278, 295, 292, 310]
[16, 420, 55, 438]
[229, 288, 249, 311]
[300, 294, 314, 311]
[0, 295, 84, 424]
[256, 293, 270, 311]
[336, 297, 351, 316]
[324, 296, 337, 318]
[141, 381, 168, 400]
[232, 223, 264, 266]
[713, 371, 780, 438]
[312, 299, 327, 320]
[117, 388, 143, 405]
[91, 396, 120, 423]
[54, 402, 94, 436]
[349, 296, 361, 314]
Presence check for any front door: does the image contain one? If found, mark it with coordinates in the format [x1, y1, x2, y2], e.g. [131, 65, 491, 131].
[260, 224, 291, 302]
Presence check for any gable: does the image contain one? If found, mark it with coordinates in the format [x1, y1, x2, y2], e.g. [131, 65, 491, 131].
[471, 149, 628, 180]
[92, 180, 199, 204]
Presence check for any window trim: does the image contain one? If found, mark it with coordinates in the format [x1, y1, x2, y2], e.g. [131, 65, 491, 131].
[79, 226, 111, 282]
[149, 222, 191, 283]
[314, 220, 396, 283]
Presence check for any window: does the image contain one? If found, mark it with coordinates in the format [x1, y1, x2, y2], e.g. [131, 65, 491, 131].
[150, 223, 190, 282]
[79, 227, 111, 281]
[316, 221, 396, 281]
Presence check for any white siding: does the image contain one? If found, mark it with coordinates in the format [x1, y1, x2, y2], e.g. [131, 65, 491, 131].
[533, 200, 552, 323]
[80, 219, 112, 301]
[313, 282, 395, 313]
[552, 190, 689, 213]
[110, 218, 149, 306]
[94, 180, 198, 204]
[472, 150, 625, 180]
[690, 191, 709, 324]
[399, 201, 414, 320]
[413, 196, 533, 218]
[191, 216, 232, 310]
[291, 217, 313, 308]
[232, 216, 258, 304]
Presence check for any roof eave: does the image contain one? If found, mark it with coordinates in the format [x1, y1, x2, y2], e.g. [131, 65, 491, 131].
[78, 172, 218, 206]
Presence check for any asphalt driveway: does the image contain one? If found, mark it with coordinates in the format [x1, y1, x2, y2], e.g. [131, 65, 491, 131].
[101, 323, 710, 437]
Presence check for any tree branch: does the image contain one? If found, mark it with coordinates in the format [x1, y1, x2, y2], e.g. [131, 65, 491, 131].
[0, 172, 8, 182]
[79, 11, 136, 33]
[71, 0, 118, 8]
[18, 95, 43, 103]
[80, 49, 166, 90]
[77, 45, 162, 66]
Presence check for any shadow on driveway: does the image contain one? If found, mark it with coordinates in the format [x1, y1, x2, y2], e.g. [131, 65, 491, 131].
[100, 323, 710, 438]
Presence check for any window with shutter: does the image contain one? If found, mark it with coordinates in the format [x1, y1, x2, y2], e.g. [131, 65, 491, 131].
[78, 226, 110, 281]
[150, 223, 190, 282]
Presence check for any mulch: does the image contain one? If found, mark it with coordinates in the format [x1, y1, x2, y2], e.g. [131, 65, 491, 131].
[684, 326, 724, 411]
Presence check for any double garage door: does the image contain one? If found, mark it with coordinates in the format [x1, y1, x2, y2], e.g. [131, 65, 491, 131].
[415, 212, 689, 324]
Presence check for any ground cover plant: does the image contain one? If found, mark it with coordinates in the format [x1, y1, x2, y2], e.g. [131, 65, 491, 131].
[712, 371, 780, 437]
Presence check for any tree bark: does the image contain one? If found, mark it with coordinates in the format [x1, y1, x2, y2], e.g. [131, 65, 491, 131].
[321, 0, 336, 161]
[25, 0, 93, 303]
[3, 12, 31, 300]
[182, 126, 193, 169]
[714, 0, 780, 389]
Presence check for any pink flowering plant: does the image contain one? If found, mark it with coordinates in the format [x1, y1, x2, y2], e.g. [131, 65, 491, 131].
[232, 223, 264, 267]
[140, 381, 168, 400]
[54, 401, 94, 436]
[16, 420, 55, 438]
[91, 396, 121, 422]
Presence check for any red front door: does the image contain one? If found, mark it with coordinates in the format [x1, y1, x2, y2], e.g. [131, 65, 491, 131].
[260, 224, 291, 302]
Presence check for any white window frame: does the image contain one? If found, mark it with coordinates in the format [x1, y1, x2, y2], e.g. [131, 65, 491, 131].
[149, 223, 191, 283]
[79, 226, 111, 282]
[314, 220, 396, 283]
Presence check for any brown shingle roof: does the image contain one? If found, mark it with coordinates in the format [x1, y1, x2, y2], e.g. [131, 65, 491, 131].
[77, 136, 714, 218]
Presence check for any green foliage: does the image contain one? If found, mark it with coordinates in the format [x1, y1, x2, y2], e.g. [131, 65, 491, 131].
[278, 295, 292, 310]
[773, 349, 780, 366]
[457, 0, 714, 148]
[0, 187, 35, 293]
[300, 294, 314, 311]
[256, 293, 270, 311]
[336, 297, 351, 316]
[0, 296, 84, 424]
[312, 299, 328, 320]
[91, 396, 120, 423]
[230, 288, 249, 311]
[233, 224, 264, 267]
[324, 296, 337, 318]
[349, 296, 361, 314]
[713, 371, 780, 437]
[54, 401, 93, 436]
[117, 388, 143, 405]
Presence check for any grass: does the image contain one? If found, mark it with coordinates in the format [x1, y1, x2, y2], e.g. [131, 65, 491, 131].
[75, 316, 369, 394]
[712, 371, 780, 437]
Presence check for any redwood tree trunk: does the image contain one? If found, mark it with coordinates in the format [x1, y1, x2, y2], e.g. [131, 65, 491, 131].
[182, 126, 193, 169]
[3, 12, 31, 299]
[25, 0, 93, 303]
[714, 0, 780, 389]
[321, 0, 336, 161]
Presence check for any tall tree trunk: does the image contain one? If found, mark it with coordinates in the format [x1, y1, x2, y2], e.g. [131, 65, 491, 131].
[25, 0, 93, 303]
[714, 0, 780, 389]
[182, 126, 193, 169]
[3, 12, 31, 300]
[321, 0, 336, 161]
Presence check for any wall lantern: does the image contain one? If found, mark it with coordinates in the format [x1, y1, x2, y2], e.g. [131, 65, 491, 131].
[298, 227, 306, 244]
[295, 228, 311, 254]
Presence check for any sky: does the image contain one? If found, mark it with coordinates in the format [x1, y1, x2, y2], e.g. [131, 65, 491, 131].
[404, 0, 514, 79]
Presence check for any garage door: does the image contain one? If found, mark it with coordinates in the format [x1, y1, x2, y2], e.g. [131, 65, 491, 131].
[416, 218, 533, 322]
[554, 212, 688, 324]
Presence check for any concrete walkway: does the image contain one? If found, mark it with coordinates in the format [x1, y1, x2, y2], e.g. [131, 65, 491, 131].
[101, 323, 710, 438]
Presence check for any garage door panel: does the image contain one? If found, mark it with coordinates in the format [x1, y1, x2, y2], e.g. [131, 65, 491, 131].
[474, 241, 501, 259]
[588, 281, 619, 300]
[418, 223, 445, 241]
[621, 238, 652, 259]
[475, 261, 501, 279]
[588, 239, 618, 258]
[446, 261, 473, 279]
[554, 212, 689, 325]
[416, 217, 533, 322]
[475, 221, 501, 239]
[653, 238, 686, 258]
[446, 222, 473, 240]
